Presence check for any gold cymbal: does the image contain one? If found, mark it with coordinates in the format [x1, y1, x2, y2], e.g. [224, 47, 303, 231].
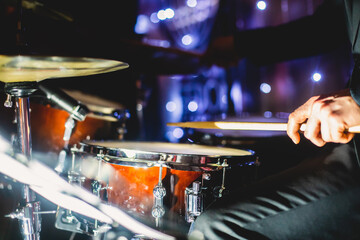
[0, 55, 129, 83]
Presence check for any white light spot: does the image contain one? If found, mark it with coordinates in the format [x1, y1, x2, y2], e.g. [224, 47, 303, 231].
[165, 8, 175, 19]
[166, 101, 177, 112]
[182, 34, 193, 45]
[150, 12, 160, 23]
[257, 1, 267, 10]
[136, 103, 143, 111]
[312, 73, 322, 82]
[157, 10, 166, 20]
[134, 15, 150, 34]
[187, 0, 197, 8]
[173, 128, 184, 139]
[188, 101, 198, 112]
[260, 83, 271, 94]
[106, 232, 116, 239]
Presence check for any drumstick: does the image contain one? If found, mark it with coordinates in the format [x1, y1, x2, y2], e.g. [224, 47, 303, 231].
[167, 121, 360, 133]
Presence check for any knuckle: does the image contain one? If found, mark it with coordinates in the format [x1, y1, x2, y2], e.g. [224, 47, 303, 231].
[309, 96, 320, 102]
[322, 134, 331, 142]
[319, 104, 332, 115]
[288, 112, 295, 119]
[312, 100, 323, 110]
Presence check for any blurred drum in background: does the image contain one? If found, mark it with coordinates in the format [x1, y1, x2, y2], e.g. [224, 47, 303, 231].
[30, 89, 129, 154]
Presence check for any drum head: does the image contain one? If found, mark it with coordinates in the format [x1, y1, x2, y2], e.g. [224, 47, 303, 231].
[78, 141, 256, 171]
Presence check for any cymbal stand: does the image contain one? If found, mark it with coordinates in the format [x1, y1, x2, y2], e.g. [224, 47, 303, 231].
[4, 82, 41, 240]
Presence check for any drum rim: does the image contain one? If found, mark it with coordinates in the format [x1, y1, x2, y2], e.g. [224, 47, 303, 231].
[75, 140, 257, 171]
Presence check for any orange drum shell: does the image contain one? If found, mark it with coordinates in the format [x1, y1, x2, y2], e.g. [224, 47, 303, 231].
[30, 103, 113, 154]
[107, 164, 202, 218]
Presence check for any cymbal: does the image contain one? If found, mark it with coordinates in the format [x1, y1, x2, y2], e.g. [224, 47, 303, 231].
[167, 121, 360, 133]
[0, 55, 129, 83]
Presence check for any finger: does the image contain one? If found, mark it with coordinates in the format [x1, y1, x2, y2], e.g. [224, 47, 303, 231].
[318, 102, 333, 143]
[287, 114, 302, 144]
[320, 119, 331, 143]
[338, 132, 355, 143]
[287, 97, 318, 144]
[305, 117, 326, 147]
[328, 117, 354, 143]
[304, 101, 326, 146]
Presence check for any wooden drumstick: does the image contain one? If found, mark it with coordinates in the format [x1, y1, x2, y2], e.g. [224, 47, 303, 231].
[167, 121, 360, 133]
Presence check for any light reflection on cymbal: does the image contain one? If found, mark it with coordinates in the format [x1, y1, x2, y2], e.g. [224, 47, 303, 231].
[0, 55, 129, 83]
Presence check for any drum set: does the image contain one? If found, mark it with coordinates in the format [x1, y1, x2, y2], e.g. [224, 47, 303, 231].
[0, 54, 259, 240]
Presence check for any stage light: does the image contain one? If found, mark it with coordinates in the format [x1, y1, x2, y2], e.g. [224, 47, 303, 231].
[182, 34, 193, 45]
[136, 103, 143, 111]
[257, 1, 267, 10]
[173, 128, 184, 139]
[264, 111, 272, 118]
[150, 12, 160, 23]
[166, 101, 177, 112]
[157, 10, 166, 20]
[134, 15, 150, 34]
[312, 73, 322, 82]
[260, 83, 271, 93]
[188, 101, 198, 112]
[187, 0, 197, 7]
[165, 8, 175, 19]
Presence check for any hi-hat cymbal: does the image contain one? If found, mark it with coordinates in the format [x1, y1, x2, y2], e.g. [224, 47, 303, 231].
[0, 55, 129, 83]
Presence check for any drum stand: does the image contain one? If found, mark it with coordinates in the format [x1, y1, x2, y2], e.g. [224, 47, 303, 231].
[3, 82, 42, 240]
[55, 147, 111, 236]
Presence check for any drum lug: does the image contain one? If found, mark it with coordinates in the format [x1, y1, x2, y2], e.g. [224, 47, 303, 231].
[202, 173, 211, 181]
[152, 188, 166, 225]
[152, 166, 166, 225]
[153, 185, 166, 199]
[159, 153, 167, 162]
[185, 181, 204, 223]
[96, 149, 105, 161]
[151, 205, 165, 219]
[91, 180, 112, 200]
[4, 94, 13, 108]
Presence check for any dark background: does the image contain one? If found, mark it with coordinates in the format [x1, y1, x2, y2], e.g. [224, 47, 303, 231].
[0, 0, 354, 239]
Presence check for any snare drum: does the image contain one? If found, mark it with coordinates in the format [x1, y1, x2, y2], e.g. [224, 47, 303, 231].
[72, 140, 257, 225]
[31, 89, 129, 154]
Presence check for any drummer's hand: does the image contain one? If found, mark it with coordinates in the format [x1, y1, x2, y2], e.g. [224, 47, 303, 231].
[200, 35, 242, 67]
[287, 89, 360, 146]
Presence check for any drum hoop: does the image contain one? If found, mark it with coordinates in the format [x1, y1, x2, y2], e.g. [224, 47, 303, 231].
[76, 141, 257, 171]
